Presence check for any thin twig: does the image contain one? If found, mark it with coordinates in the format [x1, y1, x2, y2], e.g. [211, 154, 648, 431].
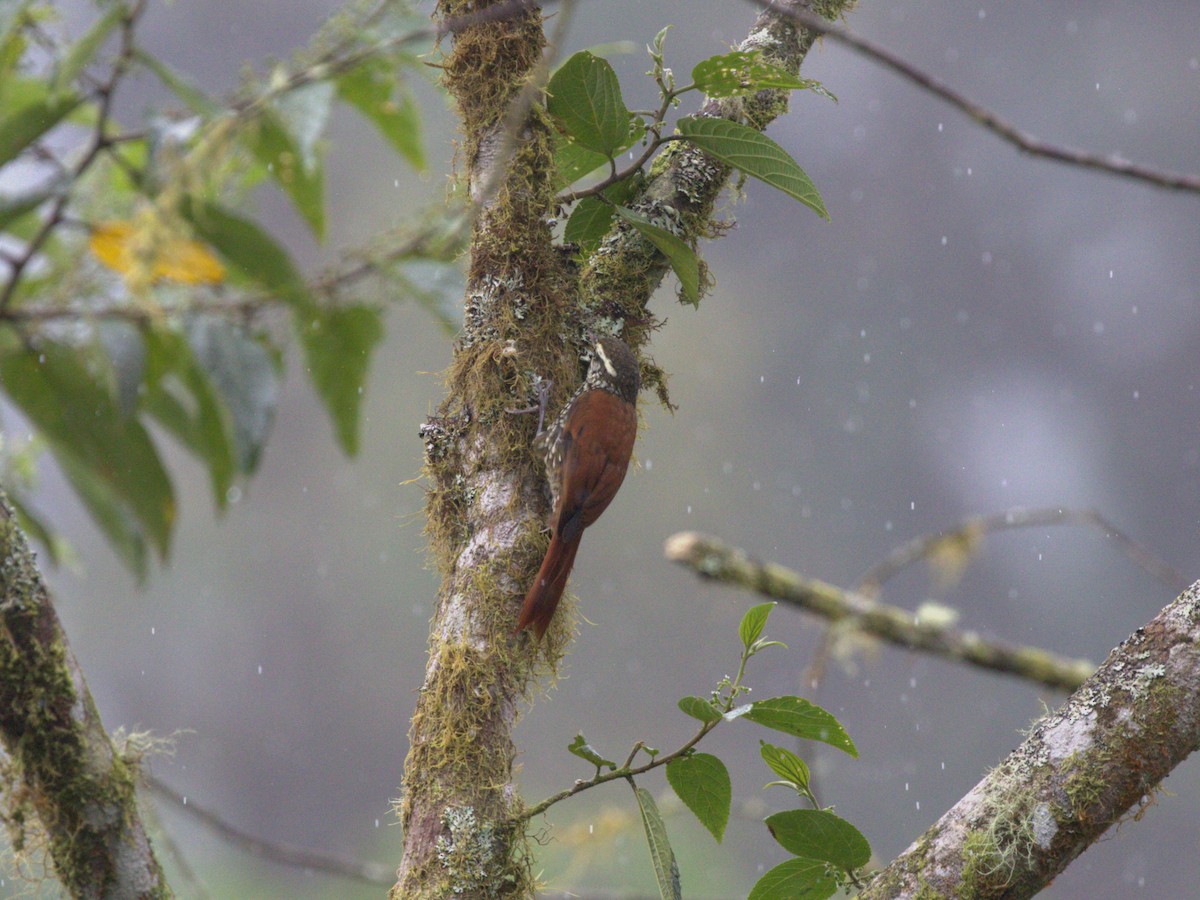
[665, 531, 1096, 691]
[146, 775, 395, 886]
[521, 720, 718, 822]
[856, 506, 1189, 598]
[748, 0, 1200, 194]
[0, 0, 148, 313]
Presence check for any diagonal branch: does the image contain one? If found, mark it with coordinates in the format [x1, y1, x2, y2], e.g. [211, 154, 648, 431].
[665, 531, 1095, 691]
[855, 505, 1189, 599]
[147, 776, 394, 887]
[747, 1, 1200, 194]
[859, 580, 1200, 897]
[0, 487, 169, 897]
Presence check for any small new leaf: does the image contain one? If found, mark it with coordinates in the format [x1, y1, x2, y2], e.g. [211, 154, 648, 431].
[738, 601, 776, 648]
[678, 695, 722, 724]
[665, 752, 731, 843]
[759, 740, 810, 792]
[567, 734, 616, 771]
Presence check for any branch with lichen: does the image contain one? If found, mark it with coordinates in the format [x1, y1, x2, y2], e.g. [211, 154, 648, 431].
[401, 3, 857, 896]
[858, 579, 1200, 897]
[0, 488, 169, 897]
[395, 0, 558, 896]
[665, 531, 1096, 691]
[578, 0, 855, 373]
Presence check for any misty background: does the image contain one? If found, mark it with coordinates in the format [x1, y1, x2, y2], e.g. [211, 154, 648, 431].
[8, 1, 1200, 897]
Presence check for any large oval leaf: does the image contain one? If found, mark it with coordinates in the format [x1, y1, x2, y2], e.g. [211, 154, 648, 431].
[666, 752, 731, 842]
[764, 809, 872, 869]
[748, 857, 838, 900]
[547, 51, 631, 157]
[736, 696, 857, 756]
[677, 116, 827, 219]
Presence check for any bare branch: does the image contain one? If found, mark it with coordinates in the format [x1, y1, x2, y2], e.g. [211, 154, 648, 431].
[146, 776, 394, 887]
[665, 531, 1095, 691]
[748, 1, 1200, 194]
[856, 506, 1189, 599]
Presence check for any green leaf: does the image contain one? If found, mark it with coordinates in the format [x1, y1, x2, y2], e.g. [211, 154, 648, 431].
[563, 174, 640, 253]
[246, 106, 326, 239]
[0, 176, 63, 232]
[298, 305, 383, 456]
[184, 315, 278, 474]
[6, 489, 69, 568]
[564, 196, 614, 252]
[738, 601, 776, 648]
[748, 857, 838, 900]
[677, 695, 722, 724]
[181, 199, 310, 307]
[633, 786, 682, 900]
[567, 733, 616, 770]
[547, 50, 631, 156]
[692, 50, 833, 100]
[337, 59, 424, 170]
[764, 809, 872, 870]
[665, 752, 731, 843]
[141, 327, 237, 509]
[676, 116, 828, 219]
[613, 206, 699, 305]
[0, 11, 27, 82]
[56, 451, 147, 579]
[0, 337, 175, 564]
[553, 134, 610, 189]
[276, 80, 334, 171]
[0, 0, 32, 45]
[54, 3, 124, 91]
[759, 740, 811, 792]
[135, 50, 220, 115]
[96, 320, 145, 417]
[0, 87, 82, 167]
[735, 696, 858, 757]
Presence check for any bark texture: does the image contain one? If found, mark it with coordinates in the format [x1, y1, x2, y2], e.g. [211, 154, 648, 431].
[860, 580, 1200, 898]
[396, 1, 855, 895]
[0, 490, 169, 898]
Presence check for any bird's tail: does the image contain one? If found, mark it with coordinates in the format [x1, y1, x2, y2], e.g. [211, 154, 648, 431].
[515, 533, 581, 639]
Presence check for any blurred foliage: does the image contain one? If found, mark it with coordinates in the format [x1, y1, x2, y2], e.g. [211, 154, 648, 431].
[0, 0, 459, 579]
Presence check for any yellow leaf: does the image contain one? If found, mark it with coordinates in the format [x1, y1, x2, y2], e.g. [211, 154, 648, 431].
[90, 220, 225, 285]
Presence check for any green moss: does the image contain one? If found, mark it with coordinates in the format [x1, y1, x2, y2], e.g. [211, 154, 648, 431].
[0, 507, 165, 896]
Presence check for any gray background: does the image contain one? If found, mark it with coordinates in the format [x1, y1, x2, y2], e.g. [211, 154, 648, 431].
[11, 1, 1200, 897]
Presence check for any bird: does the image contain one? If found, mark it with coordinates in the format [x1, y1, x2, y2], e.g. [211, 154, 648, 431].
[515, 336, 640, 639]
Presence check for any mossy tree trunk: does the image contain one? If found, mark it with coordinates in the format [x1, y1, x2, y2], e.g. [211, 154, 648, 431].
[0, 491, 170, 899]
[394, 1, 853, 895]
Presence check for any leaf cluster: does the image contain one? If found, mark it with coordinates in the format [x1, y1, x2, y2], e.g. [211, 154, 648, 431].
[0, 0, 447, 577]
[546, 38, 833, 305]
[536, 603, 871, 899]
